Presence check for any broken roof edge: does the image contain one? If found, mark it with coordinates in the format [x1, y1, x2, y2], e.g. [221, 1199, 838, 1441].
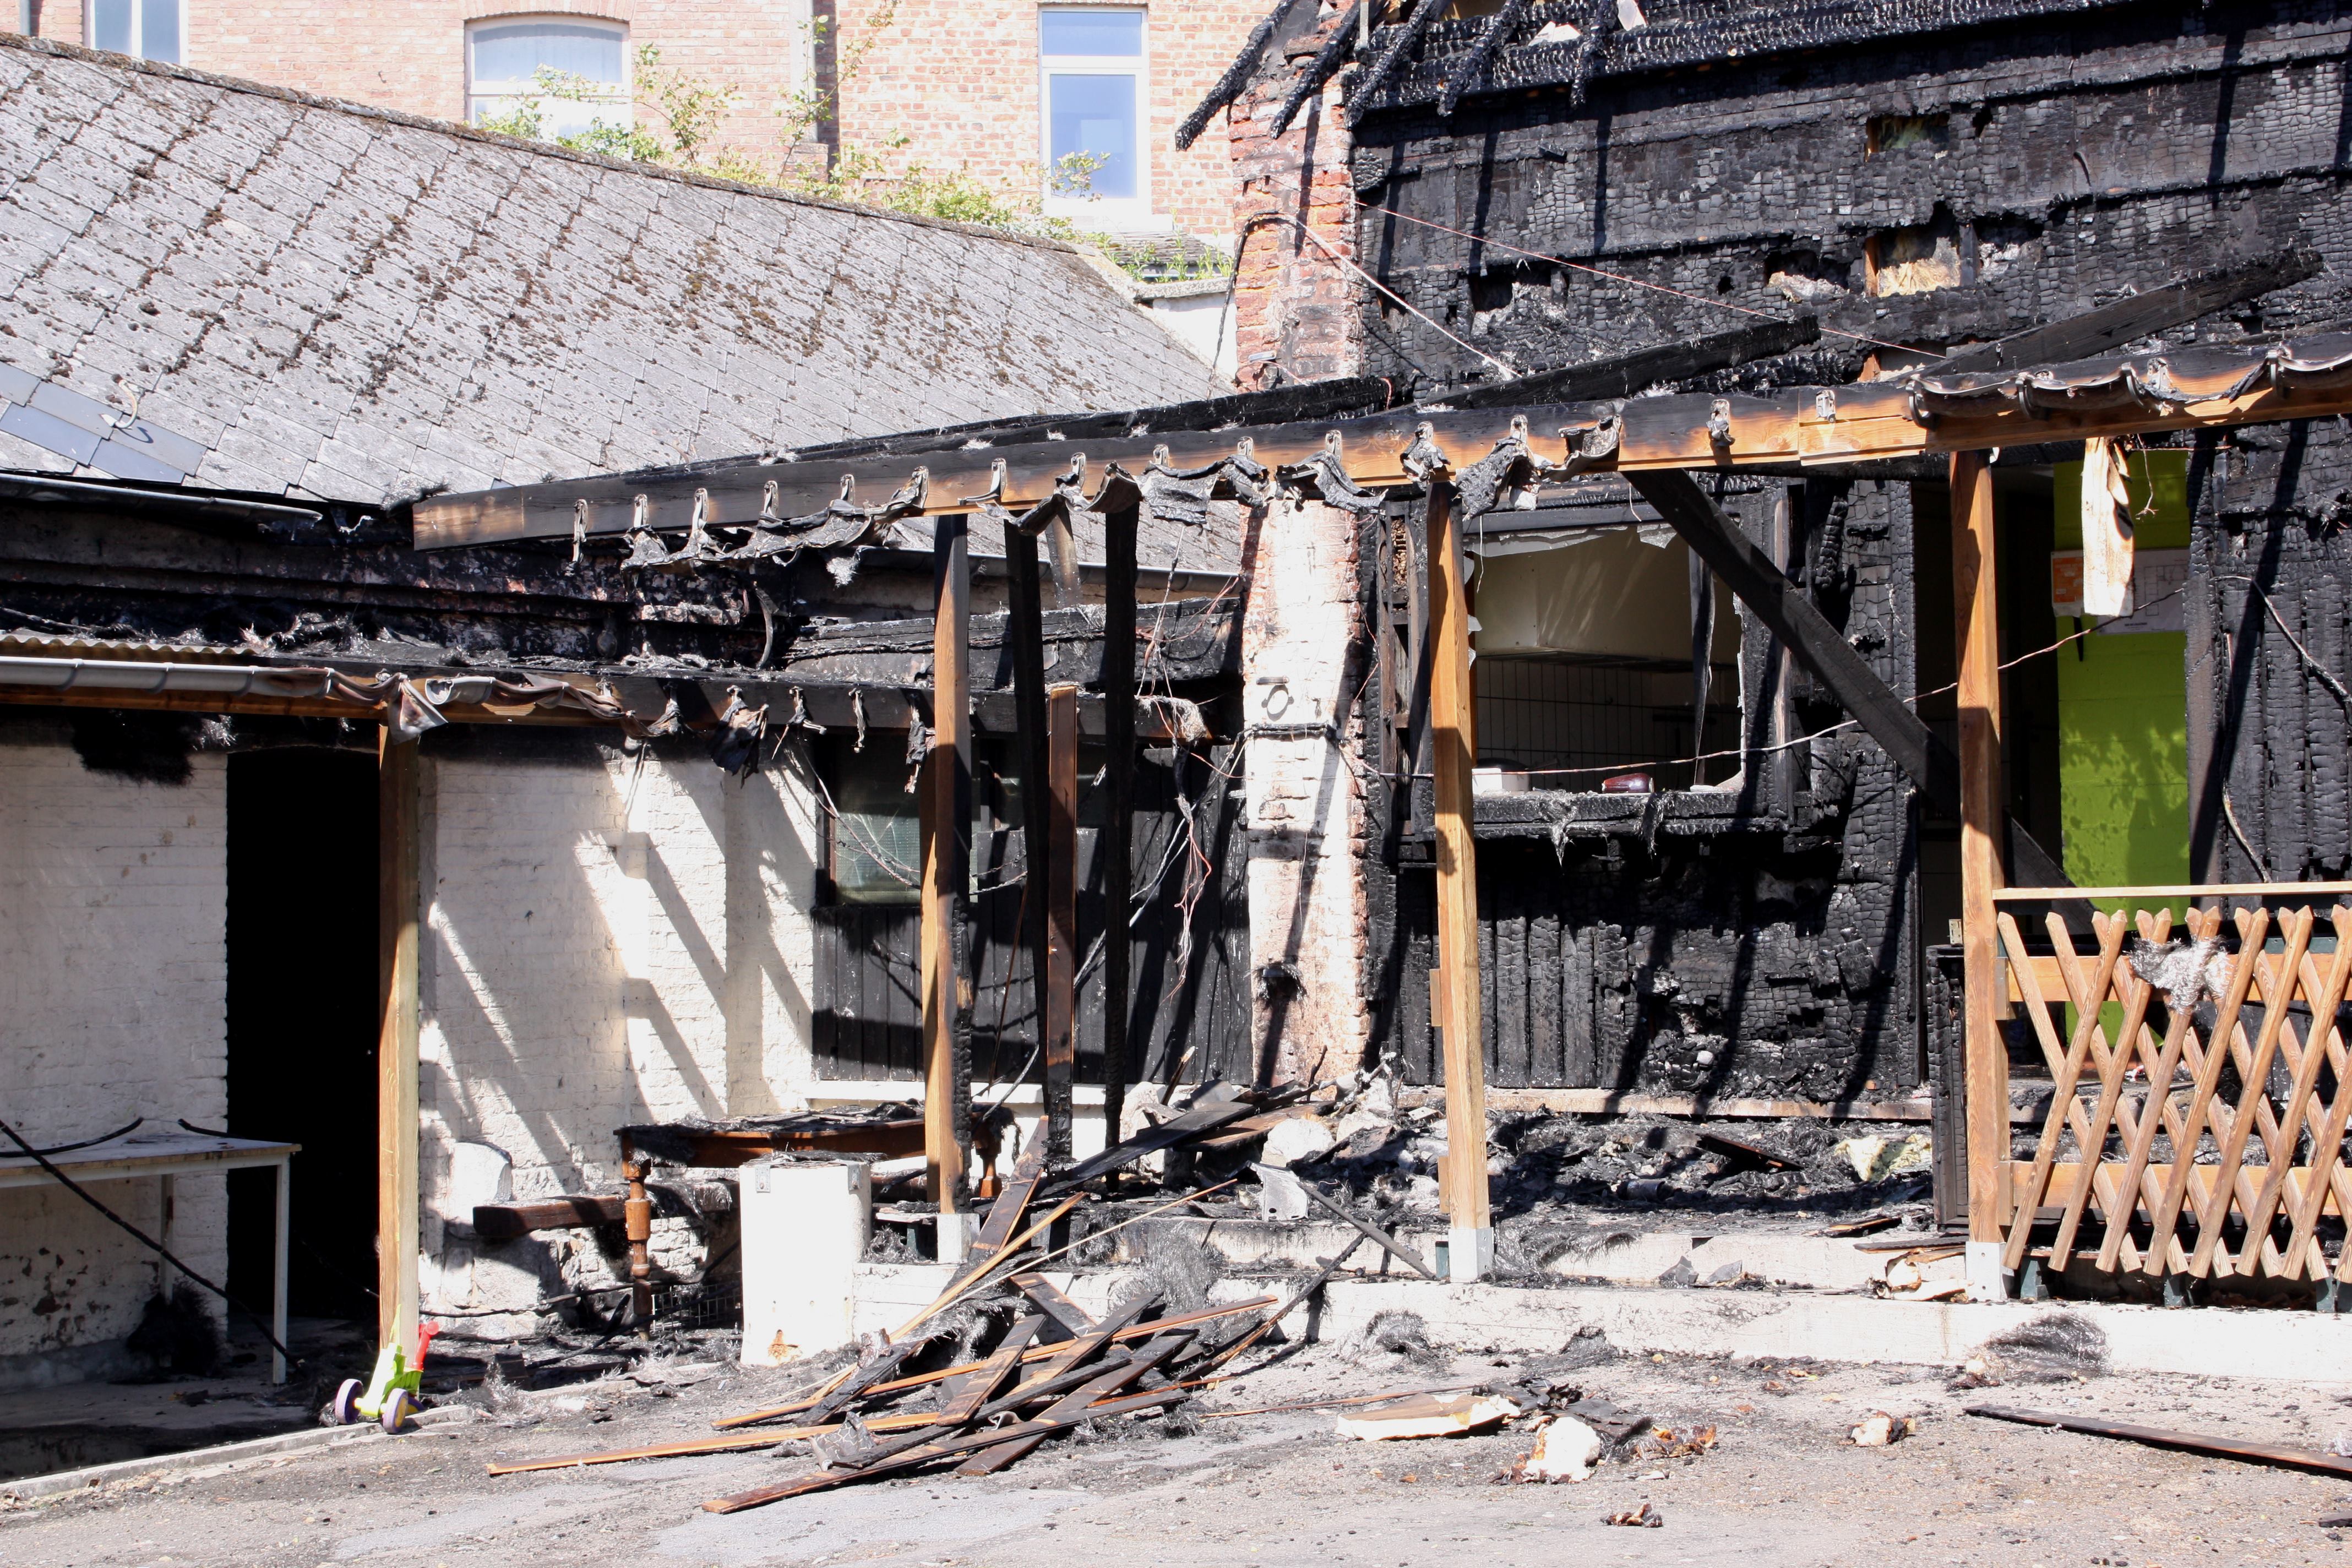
[0, 32, 1102, 263]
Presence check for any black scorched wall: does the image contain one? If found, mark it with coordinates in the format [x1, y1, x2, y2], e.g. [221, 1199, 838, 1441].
[1365, 478, 1924, 1097]
[1346, 0, 2352, 1096]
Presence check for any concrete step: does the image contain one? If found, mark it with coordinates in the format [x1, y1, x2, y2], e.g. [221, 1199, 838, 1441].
[847, 1262, 2346, 1384]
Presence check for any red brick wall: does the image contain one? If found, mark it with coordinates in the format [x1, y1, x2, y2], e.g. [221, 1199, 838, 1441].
[25, 0, 1264, 233]
[828, 0, 1266, 238]
[30, 2, 821, 166]
[1226, 8, 1360, 387]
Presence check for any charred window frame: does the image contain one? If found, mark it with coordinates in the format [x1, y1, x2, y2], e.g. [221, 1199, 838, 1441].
[1370, 481, 1806, 823]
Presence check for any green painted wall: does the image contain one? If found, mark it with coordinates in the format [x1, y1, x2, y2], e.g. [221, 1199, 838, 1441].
[2050, 451, 2191, 912]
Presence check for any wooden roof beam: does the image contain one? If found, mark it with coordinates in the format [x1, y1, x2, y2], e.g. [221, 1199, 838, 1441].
[410, 334, 2352, 550]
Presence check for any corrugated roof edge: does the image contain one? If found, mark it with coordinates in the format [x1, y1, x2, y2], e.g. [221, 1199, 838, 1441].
[1, 32, 1102, 262]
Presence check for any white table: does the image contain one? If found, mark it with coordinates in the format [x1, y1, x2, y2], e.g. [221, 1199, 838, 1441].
[0, 1127, 300, 1382]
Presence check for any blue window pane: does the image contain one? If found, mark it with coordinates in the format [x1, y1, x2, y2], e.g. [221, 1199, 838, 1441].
[140, 0, 179, 62]
[1048, 72, 1136, 199]
[471, 21, 625, 85]
[1040, 9, 1141, 57]
[90, 0, 131, 55]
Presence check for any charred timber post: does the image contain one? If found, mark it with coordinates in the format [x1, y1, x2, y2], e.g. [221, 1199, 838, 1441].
[1626, 469, 1962, 816]
[377, 729, 422, 1353]
[1950, 449, 2011, 1301]
[1044, 683, 1081, 1161]
[1425, 480, 1492, 1281]
[922, 514, 973, 1234]
[1101, 499, 1140, 1151]
[1002, 529, 1057, 1158]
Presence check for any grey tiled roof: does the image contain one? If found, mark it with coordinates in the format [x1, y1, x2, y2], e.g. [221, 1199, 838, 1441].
[0, 36, 1226, 509]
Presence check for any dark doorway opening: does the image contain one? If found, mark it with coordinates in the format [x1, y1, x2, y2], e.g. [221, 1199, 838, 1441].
[225, 748, 379, 1323]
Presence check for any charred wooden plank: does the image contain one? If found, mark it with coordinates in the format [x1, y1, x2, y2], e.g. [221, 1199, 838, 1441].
[1430, 315, 1818, 409]
[469, 1196, 622, 1242]
[1934, 246, 2323, 374]
[1967, 1405, 2352, 1478]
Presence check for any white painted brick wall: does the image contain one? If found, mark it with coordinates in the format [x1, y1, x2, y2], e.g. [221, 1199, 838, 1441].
[1242, 494, 1371, 1085]
[0, 743, 228, 1365]
[417, 744, 819, 1316]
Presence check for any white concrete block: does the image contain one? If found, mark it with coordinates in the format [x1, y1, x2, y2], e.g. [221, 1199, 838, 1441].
[741, 1160, 872, 1365]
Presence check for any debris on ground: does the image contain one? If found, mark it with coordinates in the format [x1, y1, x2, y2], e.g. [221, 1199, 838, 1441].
[1603, 1501, 1664, 1527]
[1507, 1415, 1604, 1481]
[1847, 1410, 1914, 1446]
[1979, 1312, 2111, 1382]
[1335, 1392, 1521, 1441]
[1836, 1133, 1932, 1183]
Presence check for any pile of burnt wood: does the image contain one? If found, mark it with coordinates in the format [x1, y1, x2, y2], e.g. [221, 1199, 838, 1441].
[484, 1098, 1425, 1513]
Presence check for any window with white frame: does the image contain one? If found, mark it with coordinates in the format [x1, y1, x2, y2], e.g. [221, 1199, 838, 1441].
[86, 0, 181, 62]
[1039, 8, 1146, 221]
[467, 17, 630, 140]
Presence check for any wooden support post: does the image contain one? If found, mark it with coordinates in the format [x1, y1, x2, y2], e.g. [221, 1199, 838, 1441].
[1100, 499, 1139, 1152]
[1426, 481, 1491, 1281]
[376, 731, 421, 1355]
[1003, 526, 1057, 1159]
[1042, 507, 1082, 612]
[1950, 448, 2010, 1299]
[1043, 682, 1080, 1162]
[922, 514, 973, 1243]
[623, 1138, 654, 1323]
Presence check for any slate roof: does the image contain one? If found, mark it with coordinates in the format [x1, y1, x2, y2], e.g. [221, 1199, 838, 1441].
[0, 35, 1225, 510]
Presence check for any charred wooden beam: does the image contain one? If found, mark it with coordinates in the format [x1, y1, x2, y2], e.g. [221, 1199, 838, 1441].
[1174, 0, 1301, 150]
[1435, 0, 1527, 116]
[1627, 469, 1961, 817]
[1043, 682, 1080, 1161]
[1429, 317, 1818, 409]
[1271, 2, 1360, 135]
[1004, 528, 1057, 1137]
[921, 513, 973, 1219]
[1934, 246, 2323, 374]
[1101, 495, 1140, 1146]
[410, 335, 2352, 548]
[1350, 0, 1449, 110]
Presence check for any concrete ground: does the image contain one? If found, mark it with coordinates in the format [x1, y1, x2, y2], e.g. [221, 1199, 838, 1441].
[5, 1321, 2351, 1568]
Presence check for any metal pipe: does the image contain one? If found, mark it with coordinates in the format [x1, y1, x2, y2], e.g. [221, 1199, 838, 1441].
[0, 654, 331, 695]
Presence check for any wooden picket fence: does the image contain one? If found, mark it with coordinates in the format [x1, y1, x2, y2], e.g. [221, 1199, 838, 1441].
[1994, 897, 2352, 1283]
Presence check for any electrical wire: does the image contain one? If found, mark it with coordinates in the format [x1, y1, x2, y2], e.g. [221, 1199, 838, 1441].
[1236, 211, 1515, 379]
[0, 1115, 302, 1370]
[14, 1115, 144, 1156]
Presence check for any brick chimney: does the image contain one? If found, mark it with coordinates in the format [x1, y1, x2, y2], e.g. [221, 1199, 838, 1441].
[1227, 8, 1364, 390]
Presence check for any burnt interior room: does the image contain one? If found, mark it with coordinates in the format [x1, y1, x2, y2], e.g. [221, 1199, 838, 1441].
[225, 744, 379, 1324]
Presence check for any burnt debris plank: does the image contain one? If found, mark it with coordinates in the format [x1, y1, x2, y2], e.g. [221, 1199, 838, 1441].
[1967, 1404, 2352, 1477]
[933, 1316, 1046, 1425]
[1298, 1177, 1438, 1279]
[705, 1343, 1194, 1510]
[1037, 1095, 1265, 1195]
[1010, 1271, 1098, 1338]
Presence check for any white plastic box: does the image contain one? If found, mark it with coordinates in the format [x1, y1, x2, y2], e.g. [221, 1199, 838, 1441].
[739, 1159, 872, 1366]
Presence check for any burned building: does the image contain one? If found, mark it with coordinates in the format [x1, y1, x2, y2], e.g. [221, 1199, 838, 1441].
[0, 34, 1238, 1385]
[1192, 0, 2352, 1114]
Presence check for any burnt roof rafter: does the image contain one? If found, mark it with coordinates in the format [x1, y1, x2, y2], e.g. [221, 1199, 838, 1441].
[413, 334, 2352, 551]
